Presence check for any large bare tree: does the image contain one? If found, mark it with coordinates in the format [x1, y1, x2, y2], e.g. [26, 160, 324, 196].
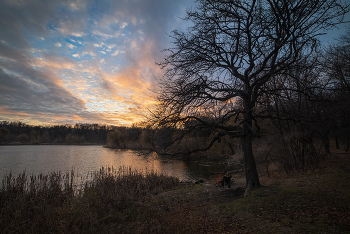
[155, 0, 349, 194]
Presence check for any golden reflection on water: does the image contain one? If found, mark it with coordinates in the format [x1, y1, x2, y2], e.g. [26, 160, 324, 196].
[0, 145, 195, 181]
[97, 149, 189, 181]
[0, 145, 236, 182]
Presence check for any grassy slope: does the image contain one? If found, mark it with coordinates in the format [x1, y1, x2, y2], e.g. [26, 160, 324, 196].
[111, 153, 350, 234]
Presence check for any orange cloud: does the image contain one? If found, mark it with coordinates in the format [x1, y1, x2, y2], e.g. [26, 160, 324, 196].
[72, 114, 83, 120]
[0, 106, 31, 116]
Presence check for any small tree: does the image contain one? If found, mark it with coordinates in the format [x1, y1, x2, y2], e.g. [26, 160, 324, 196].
[107, 129, 128, 149]
[140, 128, 154, 149]
[0, 127, 9, 143]
[155, 0, 349, 194]
[30, 130, 41, 144]
[17, 133, 29, 144]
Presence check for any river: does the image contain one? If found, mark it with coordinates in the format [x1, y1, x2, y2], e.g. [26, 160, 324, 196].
[0, 145, 238, 182]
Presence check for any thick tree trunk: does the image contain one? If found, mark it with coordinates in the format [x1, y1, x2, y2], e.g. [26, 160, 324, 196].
[241, 109, 260, 196]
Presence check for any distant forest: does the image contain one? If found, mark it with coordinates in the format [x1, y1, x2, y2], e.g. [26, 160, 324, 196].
[0, 121, 162, 150]
[0, 122, 111, 145]
[0, 121, 235, 156]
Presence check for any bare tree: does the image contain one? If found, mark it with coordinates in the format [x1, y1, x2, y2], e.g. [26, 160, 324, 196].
[155, 0, 349, 195]
[323, 29, 350, 151]
[261, 58, 333, 172]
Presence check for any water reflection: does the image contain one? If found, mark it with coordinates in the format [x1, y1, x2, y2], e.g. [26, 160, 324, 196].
[0, 145, 238, 182]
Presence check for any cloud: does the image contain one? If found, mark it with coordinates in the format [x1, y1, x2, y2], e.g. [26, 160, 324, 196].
[106, 44, 115, 51]
[0, 63, 86, 116]
[120, 22, 128, 29]
[93, 42, 105, 47]
[0, 0, 194, 125]
[67, 43, 75, 49]
[82, 51, 96, 57]
[111, 50, 120, 56]
[2, 0, 348, 127]
[0, 106, 31, 116]
[68, 0, 87, 11]
[92, 30, 113, 39]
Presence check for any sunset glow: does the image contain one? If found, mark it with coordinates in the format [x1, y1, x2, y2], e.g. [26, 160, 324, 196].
[0, 0, 192, 126]
[0, 0, 348, 126]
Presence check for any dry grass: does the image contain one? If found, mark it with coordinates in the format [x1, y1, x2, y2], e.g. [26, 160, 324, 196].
[113, 152, 350, 234]
[0, 167, 179, 233]
[1, 152, 349, 233]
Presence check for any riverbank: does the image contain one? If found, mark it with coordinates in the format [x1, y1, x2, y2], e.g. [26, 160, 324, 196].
[1, 153, 349, 233]
[111, 152, 350, 233]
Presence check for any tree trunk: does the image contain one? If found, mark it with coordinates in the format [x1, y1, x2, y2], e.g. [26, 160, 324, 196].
[241, 108, 260, 196]
[320, 131, 331, 154]
[334, 128, 340, 149]
[335, 136, 340, 149]
[227, 138, 235, 155]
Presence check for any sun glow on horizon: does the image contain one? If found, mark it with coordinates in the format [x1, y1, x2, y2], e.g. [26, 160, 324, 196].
[0, 0, 193, 126]
[0, 0, 349, 126]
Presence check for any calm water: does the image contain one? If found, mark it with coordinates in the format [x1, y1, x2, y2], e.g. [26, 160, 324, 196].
[0, 145, 237, 182]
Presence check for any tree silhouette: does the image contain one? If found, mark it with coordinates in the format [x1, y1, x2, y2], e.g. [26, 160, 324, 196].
[155, 0, 349, 195]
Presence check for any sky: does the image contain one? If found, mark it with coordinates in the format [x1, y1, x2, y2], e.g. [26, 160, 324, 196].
[0, 0, 349, 126]
[0, 0, 194, 126]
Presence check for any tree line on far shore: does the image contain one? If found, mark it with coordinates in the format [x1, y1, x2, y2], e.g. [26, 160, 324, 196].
[0, 120, 240, 157]
[0, 122, 110, 145]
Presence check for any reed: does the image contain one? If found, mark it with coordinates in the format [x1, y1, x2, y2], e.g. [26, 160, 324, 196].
[0, 167, 179, 233]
